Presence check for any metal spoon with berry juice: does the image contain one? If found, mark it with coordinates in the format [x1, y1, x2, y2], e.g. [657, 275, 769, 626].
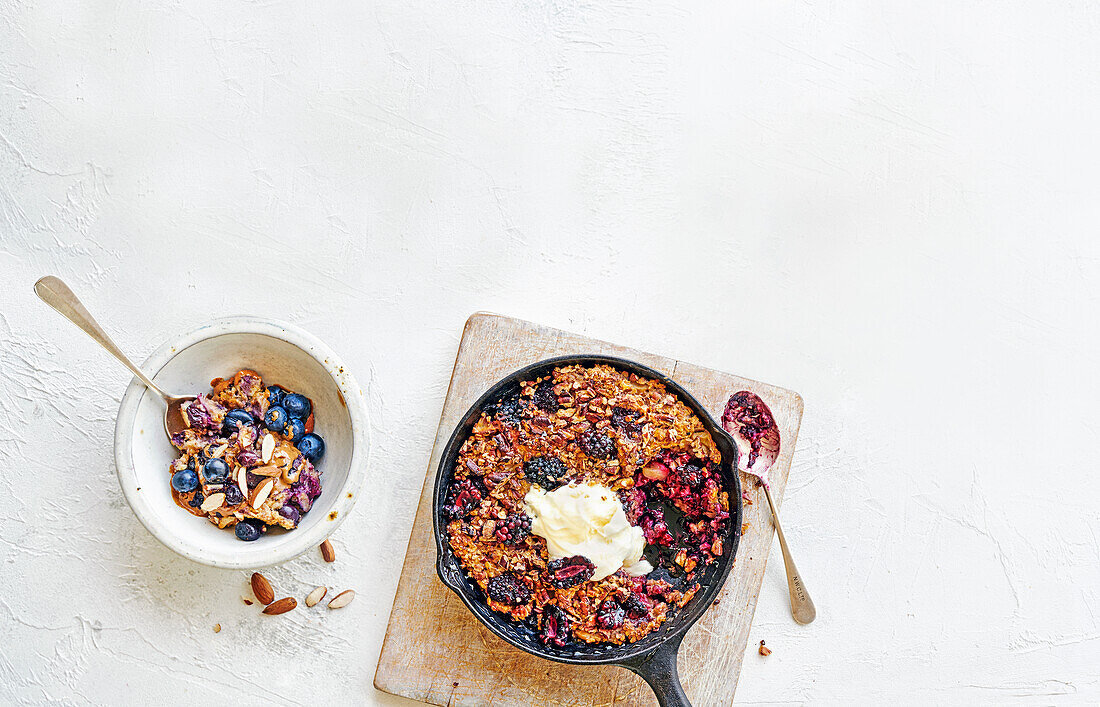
[722, 391, 816, 624]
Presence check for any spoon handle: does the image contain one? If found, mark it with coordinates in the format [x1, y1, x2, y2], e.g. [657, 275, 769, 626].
[34, 276, 169, 401]
[760, 480, 817, 624]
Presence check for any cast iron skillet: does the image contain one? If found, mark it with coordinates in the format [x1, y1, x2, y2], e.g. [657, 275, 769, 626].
[433, 355, 742, 707]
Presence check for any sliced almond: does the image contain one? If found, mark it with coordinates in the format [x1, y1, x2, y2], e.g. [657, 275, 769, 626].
[261, 433, 275, 463]
[237, 467, 249, 500]
[261, 597, 297, 615]
[250, 465, 281, 477]
[250, 572, 275, 605]
[320, 539, 336, 563]
[200, 493, 226, 513]
[327, 590, 355, 609]
[238, 426, 254, 447]
[211, 443, 229, 458]
[250, 478, 275, 509]
[305, 586, 327, 607]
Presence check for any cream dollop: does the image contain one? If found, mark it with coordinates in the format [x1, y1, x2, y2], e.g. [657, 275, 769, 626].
[523, 482, 653, 581]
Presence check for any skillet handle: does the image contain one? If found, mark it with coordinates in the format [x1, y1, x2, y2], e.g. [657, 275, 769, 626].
[621, 635, 690, 707]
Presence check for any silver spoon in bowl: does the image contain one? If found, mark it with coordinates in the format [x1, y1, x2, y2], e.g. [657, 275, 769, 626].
[722, 390, 816, 624]
[34, 276, 194, 439]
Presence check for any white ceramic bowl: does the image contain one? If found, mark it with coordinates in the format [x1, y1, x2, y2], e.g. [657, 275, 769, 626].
[114, 317, 369, 569]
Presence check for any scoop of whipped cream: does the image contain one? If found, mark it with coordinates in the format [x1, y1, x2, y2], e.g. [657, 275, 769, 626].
[523, 482, 653, 581]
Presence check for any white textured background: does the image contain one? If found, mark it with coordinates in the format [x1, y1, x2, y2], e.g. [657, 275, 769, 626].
[2, 1, 1098, 704]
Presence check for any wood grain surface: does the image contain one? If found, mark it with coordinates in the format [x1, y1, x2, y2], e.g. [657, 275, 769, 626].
[374, 313, 804, 706]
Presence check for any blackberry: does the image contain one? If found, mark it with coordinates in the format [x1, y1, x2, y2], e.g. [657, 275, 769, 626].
[539, 605, 571, 648]
[596, 600, 625, 629]
[495, 513, 532, 544]
[485, 393, 524, 427]
[486, 573, 530, 605]
[224, 483, 244, 506]
[523, 456, 568, 490]
[547, 555, 595, 588]
[610, 406, 642, 436]
[622, 593, 650, 618]
[578, 430, 616, 460]
[444, 478, 484, 519]
[533, 379, 560, 412]
[678, 461, 705, 489]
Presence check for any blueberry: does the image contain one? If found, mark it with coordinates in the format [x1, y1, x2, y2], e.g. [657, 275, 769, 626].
[278, 504, 301, 526]
[267, 385, 287, 406]
[285, 417, 306, 443]
[223, 409, 254, 434]
[263, 405, 289, 432]
[234, 519, 264, 541]
[202, 458, 229, 483]
[297, 433, 325, 462]
[283, 393, 311, 419]
[171, 468, 199, 493]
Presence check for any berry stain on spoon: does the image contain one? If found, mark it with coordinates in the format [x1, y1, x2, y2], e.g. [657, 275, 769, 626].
[721, 391, 781, 487]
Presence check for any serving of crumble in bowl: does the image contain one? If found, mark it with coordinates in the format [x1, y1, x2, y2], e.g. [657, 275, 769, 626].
[114, 317, 368, 569]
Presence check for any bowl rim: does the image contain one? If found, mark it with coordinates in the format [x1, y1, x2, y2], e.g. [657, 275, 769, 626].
[113, 316, 369, 569]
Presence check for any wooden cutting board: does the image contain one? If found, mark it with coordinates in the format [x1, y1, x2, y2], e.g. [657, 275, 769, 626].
[375, 313, 804, 706]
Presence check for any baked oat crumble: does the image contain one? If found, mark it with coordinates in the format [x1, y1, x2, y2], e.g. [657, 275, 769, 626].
[168, 369, 327, 540]
[445, 364, 731, 647]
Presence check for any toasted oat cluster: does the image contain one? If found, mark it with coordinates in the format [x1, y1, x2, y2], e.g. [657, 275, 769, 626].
[445, 364, 730, 646]
[168, 369, 326, 541]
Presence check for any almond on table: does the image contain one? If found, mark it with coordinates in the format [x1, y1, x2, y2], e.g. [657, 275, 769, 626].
[305, 586, 328, 607]
[250, 573, 275, 605]
[262, 597, 297, 615]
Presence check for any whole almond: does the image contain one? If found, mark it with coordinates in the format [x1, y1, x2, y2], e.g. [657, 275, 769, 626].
[250, 572, 275, 605]
[320, 539, 336, 563]
[262, 597, 297, 615]
[327, 590, 355, 609]
[305, 586, 327, 607]
[200, 492, 226, 513]
[251, 477, 275, 509]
